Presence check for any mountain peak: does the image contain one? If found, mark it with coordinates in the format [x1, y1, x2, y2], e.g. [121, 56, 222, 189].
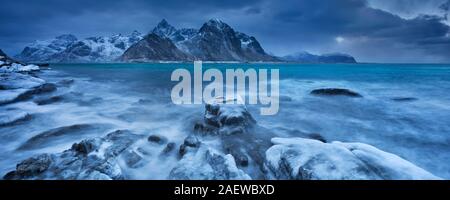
[152, 19, 177, 38]
[129, 30, 143, 38]
[158, 19, 169, 26]
[204, 18, 228, 28]
[208, 18, 223, 24]
[200, 18, 233, 34]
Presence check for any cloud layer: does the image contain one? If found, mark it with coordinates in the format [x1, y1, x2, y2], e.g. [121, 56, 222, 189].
[1, 0, 450, 62]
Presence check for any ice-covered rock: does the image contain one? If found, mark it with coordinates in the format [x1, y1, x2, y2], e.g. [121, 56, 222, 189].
[332, 142, 441, 180]
[0, 72, 45, 89]
[0, 63, 40, 73]
[265, 137, 441, 180]
[4, 130, 143, 180]
[194, 97, 256, 135]
[0, 72, 48, 105]
[0, 49, 40, 72]
[169, 145, 251, 180]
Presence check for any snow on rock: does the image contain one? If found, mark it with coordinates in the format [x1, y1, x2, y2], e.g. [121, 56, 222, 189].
[194, 97, 256, 135]
[265, 137, 441, 180]
[0, 72, 54, 105]
[0, 72, 45, 89]
[169, 145, 251, 180]
[15, 34, 78, 62]
[332, 142, 441, 180]
[0, 63, 39, 73]
[3, 130, 144, 180]
[16, 32, 143, 63]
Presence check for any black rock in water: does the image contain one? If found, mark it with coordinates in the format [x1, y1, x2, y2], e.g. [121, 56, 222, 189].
[184, 135, 200, 148]
[311, 88, 362, 97]
[148, 134, 168, 144]
[34, 95, 63, 105]
[161, 142, 176, 155]
[392, 97, 418, 102]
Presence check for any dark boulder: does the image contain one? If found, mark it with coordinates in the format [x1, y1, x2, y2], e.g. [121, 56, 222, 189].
[391, 97, 418, 102]
[184, 135, 200, 148]
[15, 83, 57, 102]
[179, 135, 201, 157]
[4, 154, 52, 179]
[34, 95, 63, 105]
[161, 142, 176, 155]
[71, 138, 102, 155]
[148, 134, 168, 145]
[311, 88, 362, 97]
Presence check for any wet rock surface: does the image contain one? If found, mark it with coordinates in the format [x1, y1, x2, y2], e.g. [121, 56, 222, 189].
[169, 146, 251, 180]
[194, 97, 256, 136]
[160, 142, 176, 156]
[148, 134, 167, 144]
[34, 95, 64, 105]
[1, 60, 442, 180]
[4, 130, 143, 180]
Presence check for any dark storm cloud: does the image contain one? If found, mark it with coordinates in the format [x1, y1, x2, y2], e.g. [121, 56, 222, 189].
[1, 0, 450, 62]
[254, 0, 450, 62]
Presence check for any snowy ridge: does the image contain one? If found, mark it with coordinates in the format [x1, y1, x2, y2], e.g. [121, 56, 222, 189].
[125, 19, 278, 62]
[16, 31, 143, 63]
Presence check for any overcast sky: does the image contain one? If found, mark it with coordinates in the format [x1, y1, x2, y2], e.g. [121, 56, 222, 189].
[1, 0, 450, 63]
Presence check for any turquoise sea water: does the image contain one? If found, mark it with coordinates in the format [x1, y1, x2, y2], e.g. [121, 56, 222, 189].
[1, 63, 450, 179]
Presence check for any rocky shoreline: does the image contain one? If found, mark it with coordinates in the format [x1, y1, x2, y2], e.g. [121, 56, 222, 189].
[1, 94, 442, 180]
[0, 50, 442, 180]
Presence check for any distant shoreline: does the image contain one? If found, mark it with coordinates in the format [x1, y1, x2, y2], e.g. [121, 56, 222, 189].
[30, 62, 450, 65]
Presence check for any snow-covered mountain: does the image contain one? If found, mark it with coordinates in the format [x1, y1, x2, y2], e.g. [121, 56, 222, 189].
[16, 31, 143, 63]
[15, 19, 357, 63]
[282, 51, 357, 63]
[122, 19, 278, 62]
[15, 34, 78, 62]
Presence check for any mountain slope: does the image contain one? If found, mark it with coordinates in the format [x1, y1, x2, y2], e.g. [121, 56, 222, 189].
[122, 19, 278, 62]
[16, 31, 143, 63]
[15, 34, 78, 62]
[121, 33, 191, 61]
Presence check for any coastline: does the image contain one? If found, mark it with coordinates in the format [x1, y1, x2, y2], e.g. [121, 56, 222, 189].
[1, 61, 449, 180]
